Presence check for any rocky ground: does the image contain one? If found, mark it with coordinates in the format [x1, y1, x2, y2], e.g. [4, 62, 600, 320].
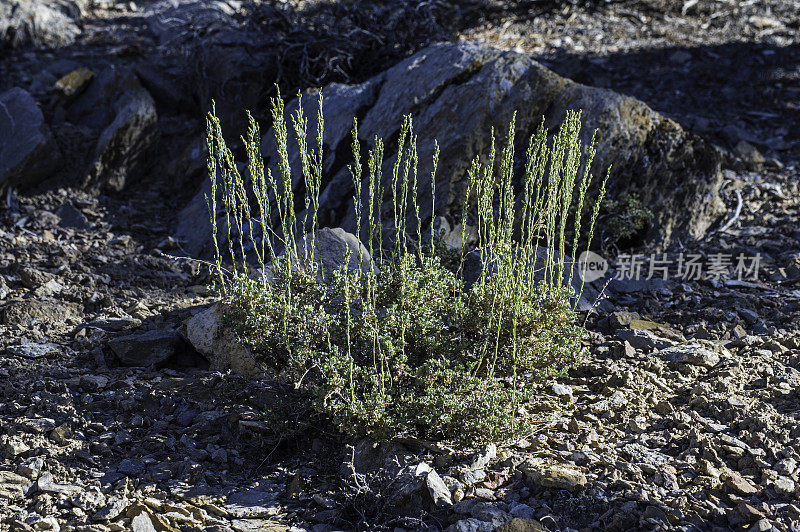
[1, 0, 800, 531]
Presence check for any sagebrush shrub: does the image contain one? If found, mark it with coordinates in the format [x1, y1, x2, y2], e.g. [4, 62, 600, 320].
[205, 88, 608, 444]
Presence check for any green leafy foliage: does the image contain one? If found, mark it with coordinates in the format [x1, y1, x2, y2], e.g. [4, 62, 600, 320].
[600, 192, 654, 244]
[205, 89, 608, 445]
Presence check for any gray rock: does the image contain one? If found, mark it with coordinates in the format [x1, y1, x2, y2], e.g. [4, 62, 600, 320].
[0, 87, 62, 189]
[70, 490, 106, 513]
[426, 468, 452, 508]
[183, 304, 265, 378]
[93, 495, 128, 521]
[722, 470, 759, 495]
[1, 436, 30, 458]
[79, 374, 109, 391]
[173, 178, 214, 258]
[471, 502, 511, 527]
[131, 512, 157, 532]
[117, 458, 146, 476]
[774, 477, 795, 496]
[288, 227, 377, 279]
[447, 518, 495, 532]
[660, 344, 721, 368]
[468, 444, 497, 471]
[460, 468, 486, 485]
[108, 328, 180, 366]
[6, 343, 60, 359]
[18, 457, 45, 479]
[388, 462, 452, 511]
[226, 488, 280, 518]
[145, 0, 240, 45]
[36, 472, 81, 496]
[0, 470, 29, 502]
[85, 87, 159, 191]
[775, 458, 797, 476]
[551, 383, 573, 399]
[281, 42, 721, 248]
[66, 66, 140, 130]
[622, 442, 673, 474]
[184, 42, 725, 261]
[519, 459, 587, 492]
[617, 329, 674, 352]
[3, 300, 80, 328]
[56, 202, 90, 230]
[509, 504, 537, 520]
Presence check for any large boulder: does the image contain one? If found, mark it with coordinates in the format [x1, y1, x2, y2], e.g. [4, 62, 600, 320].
[0, 87, 62, 189]
[258, 41, 724, 249]
[63, 66, 160, 192]
[84, 87, 159, 192]
[177, 41, 725, 267]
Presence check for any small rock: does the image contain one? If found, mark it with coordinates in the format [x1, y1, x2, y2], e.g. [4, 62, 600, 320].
[738, 308, 759, 324]
[460, 468, 486, 485]
[617, 329, 672, 351]
[118, 458, 145, 476]
[627, 417, 647, 434]
[447, 518, 494, 532]
[227, 488, 280, 518]
[35, 278, 64, 297]
[749, 519, 773, 532]
[660, 344, 720, 368]
[3, 300, 80, 328]
[609, 311, 641, 328]
[468, 444, 497, 471]
[55, 67, 95, 98]
[85, 87, 159, 191]
[56, 202, 90, 230]
[211, 448, 228, 464]
[550, 383, 573, 399]
[774, 477, 795, 496]
[1, 436, 30, 458]
[183, 304, 265, 378]
[108, 328, 180, 366]
[49, 424, 73, 445]
[723, 470, 759, 496]
[0, 470, 30, 501]
[509, 504, 536, 520]
[775, 457, 796, 476]
[6, 343, 60, 359]
[94, 496, 128, 521]
[520, 460, 587, 492]
[735, 140, 765, 165]
[131, 512, 157, 532]
[729, 501, 765, 526]
[655, 400, 674, 415]
[426, 468, 452, 507]
[36, 472, 80, 496]
[80, 374, 109, 391]
[470, 502, 510, 526]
